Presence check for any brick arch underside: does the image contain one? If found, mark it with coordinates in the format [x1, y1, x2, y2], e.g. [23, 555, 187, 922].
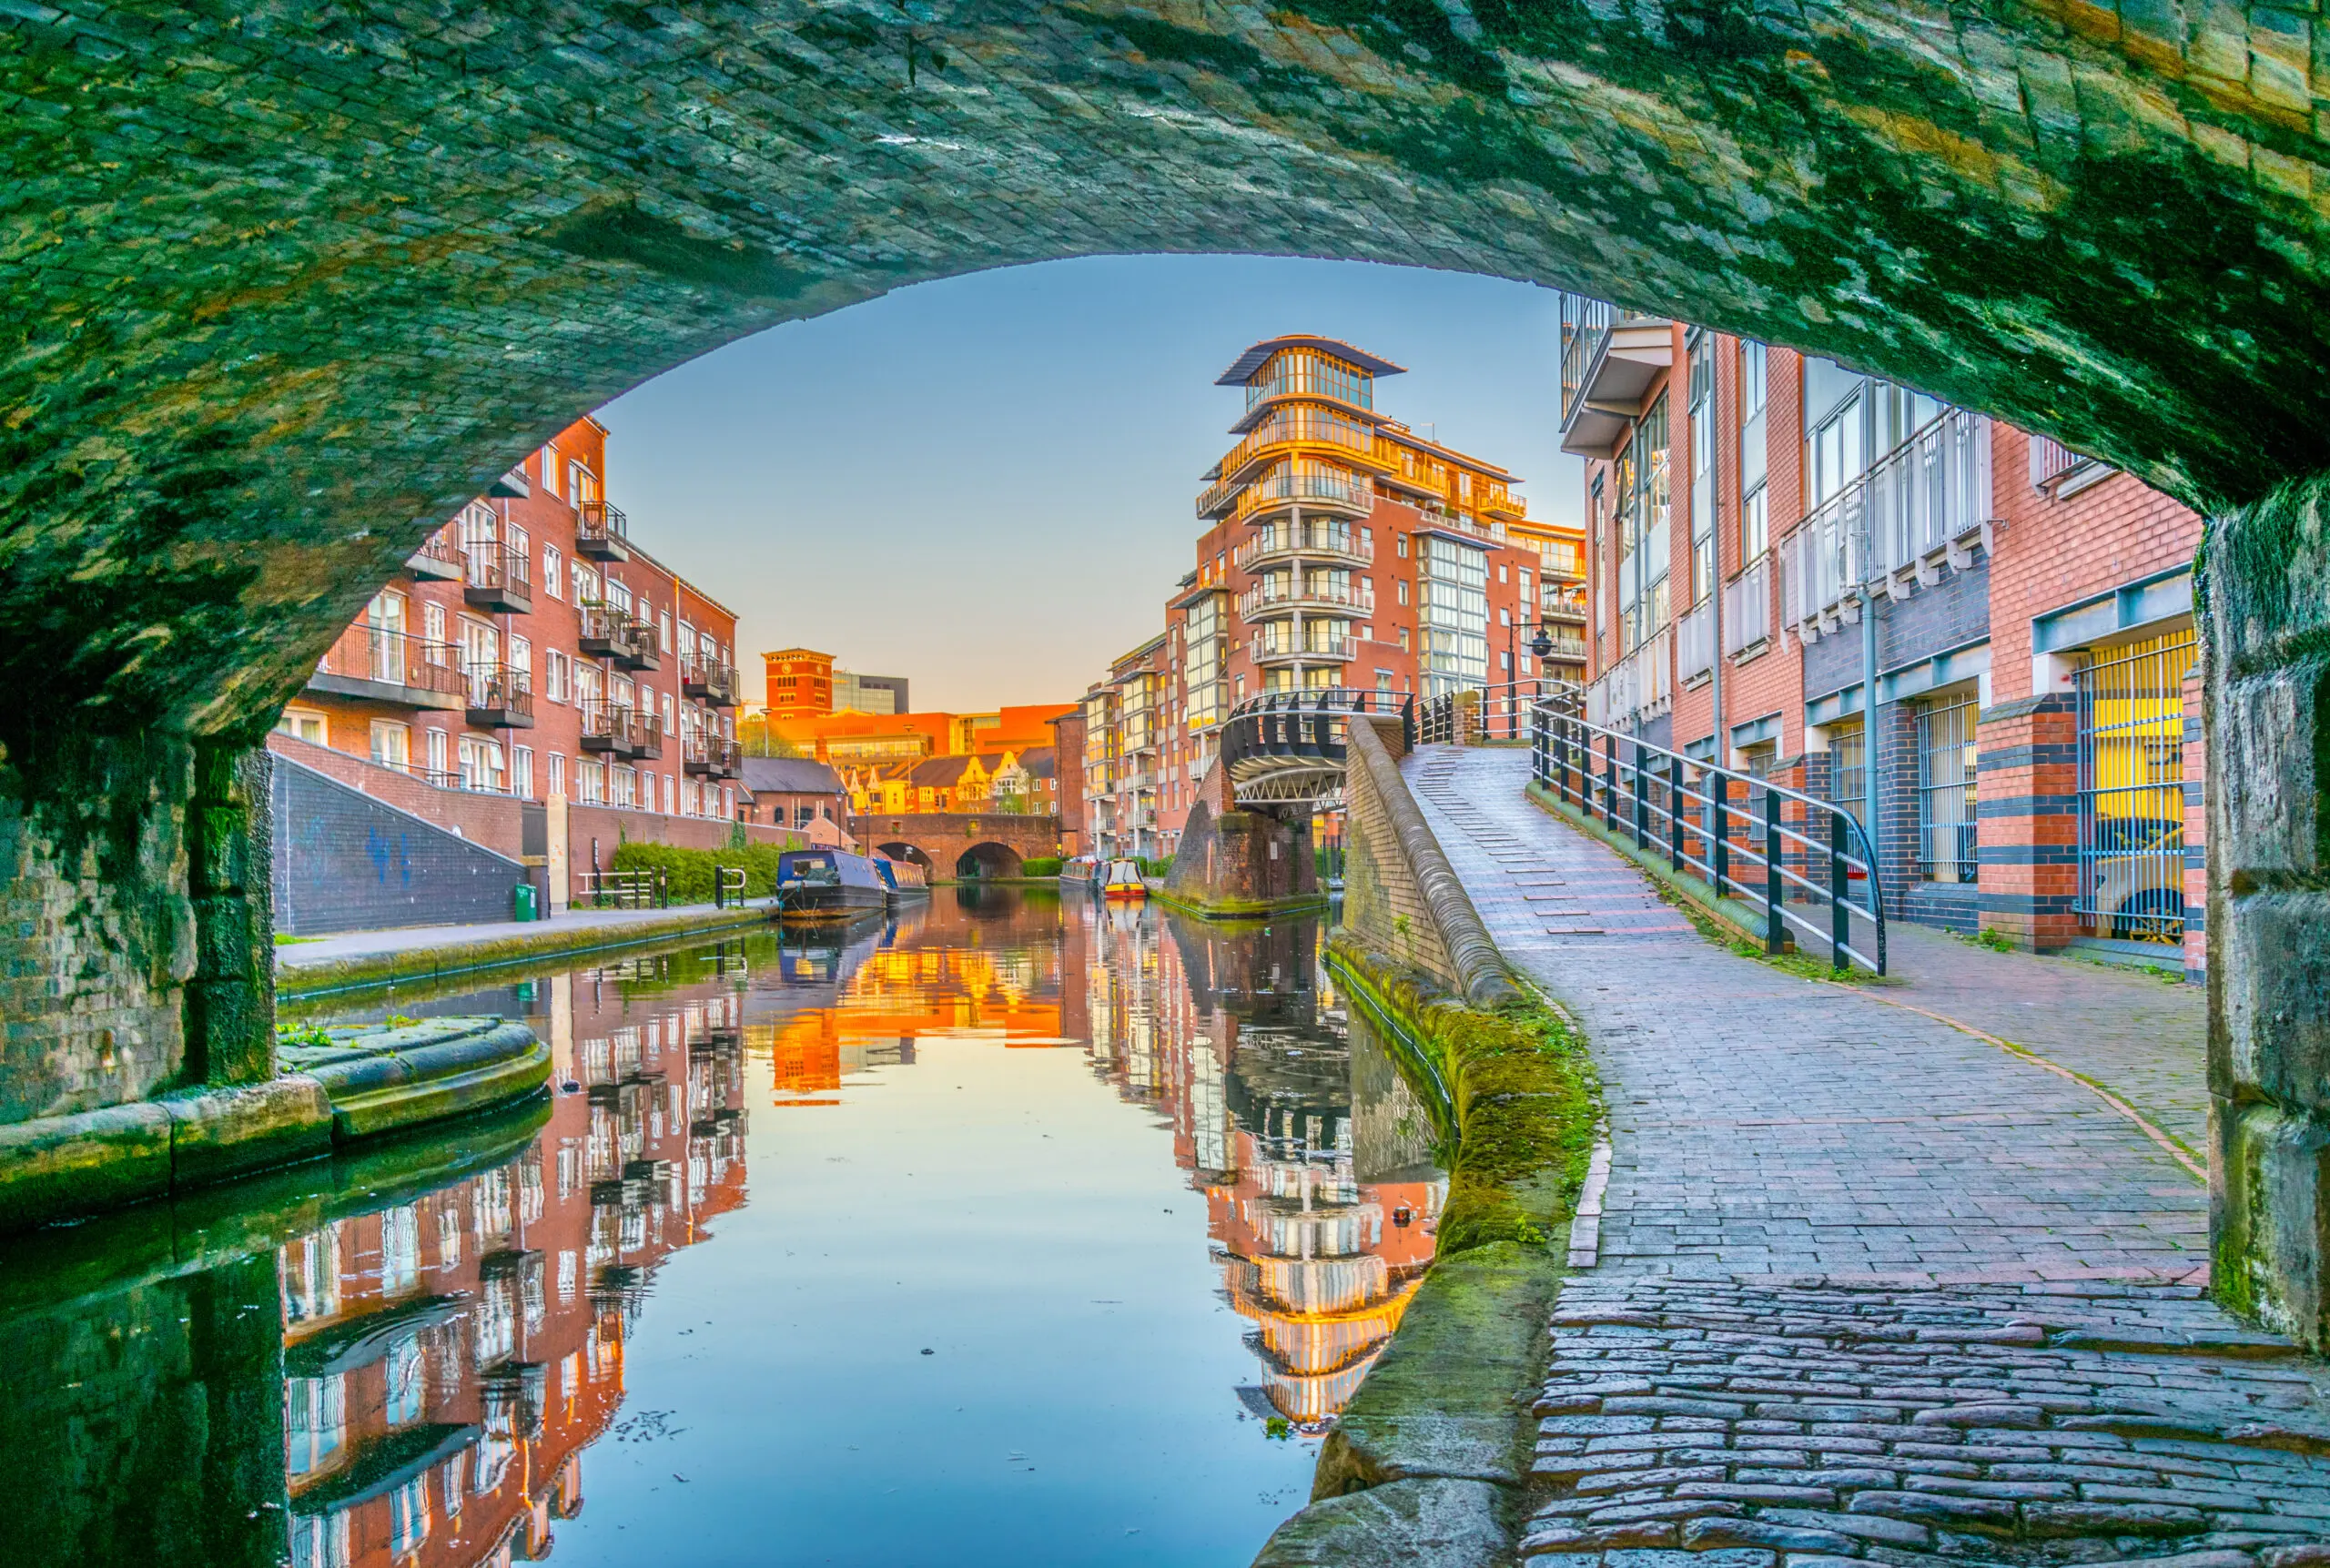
[954, 842, 1026, 878]
[7, 1, 2330, 746]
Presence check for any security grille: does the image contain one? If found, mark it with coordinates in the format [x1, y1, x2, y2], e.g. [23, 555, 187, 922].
[1829, 717, 1868, 834]
[2074, 630, 2196, 944]
[1916, 696, 1979, 883]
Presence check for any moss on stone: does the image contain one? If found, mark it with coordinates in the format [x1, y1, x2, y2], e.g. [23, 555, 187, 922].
[276, 907, 770, 998]
[1328, 938, 1600, 1256]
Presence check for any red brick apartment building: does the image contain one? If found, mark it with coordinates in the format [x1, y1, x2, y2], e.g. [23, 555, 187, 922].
[1081, 336, 1588, 862]
[1561, 301, 2204, 976]
[271, 417, 780, 916]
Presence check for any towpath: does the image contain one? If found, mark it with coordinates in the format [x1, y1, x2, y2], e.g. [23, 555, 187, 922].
[1401, 744, 2330, 1563]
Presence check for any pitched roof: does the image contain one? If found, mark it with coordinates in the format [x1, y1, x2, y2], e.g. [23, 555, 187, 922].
[1014, 747, 1057, 780]
[910, 755, 974, 787]
[737, 755, 843, 796]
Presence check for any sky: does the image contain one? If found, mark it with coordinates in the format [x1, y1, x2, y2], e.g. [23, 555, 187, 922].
[596, 254, 1583, 713]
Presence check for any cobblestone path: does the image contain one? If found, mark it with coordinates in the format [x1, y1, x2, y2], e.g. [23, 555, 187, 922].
[1398, 745, 2330, 1564]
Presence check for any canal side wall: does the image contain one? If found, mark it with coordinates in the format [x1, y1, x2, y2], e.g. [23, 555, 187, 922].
[1255, 726, 1600, 1568]
[273, 752, 528, 936]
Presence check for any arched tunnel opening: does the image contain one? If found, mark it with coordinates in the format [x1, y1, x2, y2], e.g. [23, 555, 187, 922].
[955, 842, 1024, 881]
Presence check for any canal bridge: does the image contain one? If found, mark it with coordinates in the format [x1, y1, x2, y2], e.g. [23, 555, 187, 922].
[8, 0, 2330, 1455]
[858, 811, 1061, 881]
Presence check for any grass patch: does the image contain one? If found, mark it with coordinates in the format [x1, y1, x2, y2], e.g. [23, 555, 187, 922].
[1328, 939, 1601, 1255]
[273, 933, 323, 946]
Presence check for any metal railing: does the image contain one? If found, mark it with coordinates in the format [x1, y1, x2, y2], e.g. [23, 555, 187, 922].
[1531, 699, 1887, 974]
[1419, 678, 1583, 745]
[1251, 634, 1352, 664]
[1200, 410, 1379, 517]
[2074, 630, 2194, 945]
[1235, 520, 1375, 571]
[409, 530, 467, 578]
[1220, 688, 1415, 779]
[1227, 463, 1374, 527]
[680, 653, 737, 704]
[713, 864, 748, 910]
[315, 623, 465, 699]
[683, 733, 742, 777]
[1677, 599, 1715, 684]
[581, 702, 662, 756]
[576, 500, 629, 555]
[579, 604, 657, 668]
[1239, 577, 1375, 619]
[464, 662, 533, 722]
[1724, 551, 1774, 655]
[464, 540, 532, 597]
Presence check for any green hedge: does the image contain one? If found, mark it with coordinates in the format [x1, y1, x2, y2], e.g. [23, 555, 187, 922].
[1019, 856, 1064, 878]
[610, 838, 802, 901]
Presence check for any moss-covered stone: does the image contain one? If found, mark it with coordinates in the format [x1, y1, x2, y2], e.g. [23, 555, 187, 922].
[1331, 938, 1601, 1254]
[1249, 1477, 1512, 1568]
[1312, 1241, 1562, 1497]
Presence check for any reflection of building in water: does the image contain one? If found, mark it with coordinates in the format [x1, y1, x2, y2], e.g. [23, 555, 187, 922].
[279, 957, 749, 1568]
[742, 899, 1069, 1106]
[1081, 905, 1444, 1431]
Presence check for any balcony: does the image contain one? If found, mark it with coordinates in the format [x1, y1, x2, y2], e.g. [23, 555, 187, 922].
[1238, 578, 1375, 622]
[681, 653, 737, 706]
[1541, 587, 1588, 625]
[307, 624, 465, 710]
[465, 663, 535, 729]
[1221, 464, 1375, 529]
[1778, 409, 1991, 642]
[579, 605, 658, 670]
[464, 541, 533, 614]
[1236, 521, 1374, 572]
[1724, 551, 1774, 657]
[1199, 409, 1383, 518]
[683, 733, 742, 779]
[581, 702, 662, 759]
[1251, 634, 1352, 667]
[407, 529, 466, 582]
[1557, 294, 1674, 460]
[575, 501, 631, 561]
[1585, 622, 1674, 729]
[1677, 598, 1715, 685]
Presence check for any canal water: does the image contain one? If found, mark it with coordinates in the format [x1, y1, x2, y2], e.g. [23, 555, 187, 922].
[0, 890, 1444, 1568]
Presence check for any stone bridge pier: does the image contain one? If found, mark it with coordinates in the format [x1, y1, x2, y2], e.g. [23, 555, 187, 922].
[1162, 754, 1322, 918]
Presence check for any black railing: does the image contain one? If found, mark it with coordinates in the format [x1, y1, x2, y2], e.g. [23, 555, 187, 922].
[1418, 679, 1582, 745]
[712, 864, 748, 910]
[1219, 688, 1415, 779]
[1530, 699, 1887, 975]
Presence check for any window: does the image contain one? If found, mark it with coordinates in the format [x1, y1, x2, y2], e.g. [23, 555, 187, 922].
[370, 721, 410, 770]
[512, 745, 534, 799]
[660, 611, 673, 652]
[278, 709, 328, 745]
[508, 633, 531, 683]
[545, 649, 569, 703]
[423, 602, 447, 644]
[1395, 534, 1408, 558]
[548, 752, 565, 799]
[1917, 695, 1979, 884]
[541, 445, 561, 497]
[663, 773, 675, 814]
[543, 545, 562, 599]
[426, 728, 448, 779]
[1396, 579, 1409, 605]
[795, 804, 815, 828]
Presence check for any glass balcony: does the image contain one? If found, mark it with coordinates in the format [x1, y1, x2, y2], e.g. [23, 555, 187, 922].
[1238, 578, 1375, 622]
[1251, 633, 1352, 666]
[1221, 464, 1374, 528]
[1557, 293, 1674, 459]
[1237, 521, 1374, 572]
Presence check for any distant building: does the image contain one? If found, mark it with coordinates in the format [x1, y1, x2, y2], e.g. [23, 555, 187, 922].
[765, 648, 836, 720]
[834, 669, 908, 715]
[737, 755, 849, 837]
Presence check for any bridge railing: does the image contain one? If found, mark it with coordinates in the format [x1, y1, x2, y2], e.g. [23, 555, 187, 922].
[1529, 698, 1887, 975]
[1220, 688, 1415, 782]
[1418, 678, 1583, 744]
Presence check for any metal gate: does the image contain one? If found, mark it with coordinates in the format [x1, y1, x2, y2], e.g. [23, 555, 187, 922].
[2074, 629, 2196, 945]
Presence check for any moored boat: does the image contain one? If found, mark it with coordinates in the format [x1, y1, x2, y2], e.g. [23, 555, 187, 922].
[1060, 855, 1100, 893]
[776, 848, 891, 921]
[873, 854, 931, 907]
[1101, 858, 1146, 901]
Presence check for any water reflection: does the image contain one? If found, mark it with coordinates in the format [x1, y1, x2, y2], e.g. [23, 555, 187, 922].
[0, 892, 1439, 1568]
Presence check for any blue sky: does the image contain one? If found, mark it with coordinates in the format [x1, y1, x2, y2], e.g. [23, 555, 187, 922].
[598, 254, 1581, 712]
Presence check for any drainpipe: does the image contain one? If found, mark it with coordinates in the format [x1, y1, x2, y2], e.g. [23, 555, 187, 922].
[1861, 581, 1880, 895]
[1709, 503, 1726, 764]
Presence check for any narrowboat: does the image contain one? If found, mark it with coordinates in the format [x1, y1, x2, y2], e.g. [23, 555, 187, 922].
[1101, 858, 1147, 901]
[775, 848, 891, 920]
[1060, 855, 1101, 892]
[873, 854, 931, 907]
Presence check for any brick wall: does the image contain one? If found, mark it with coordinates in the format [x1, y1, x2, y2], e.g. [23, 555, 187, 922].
[271, 754, 526, 936]
[1974, 694, 2082, 948]
[1342, 719, 1457, 986]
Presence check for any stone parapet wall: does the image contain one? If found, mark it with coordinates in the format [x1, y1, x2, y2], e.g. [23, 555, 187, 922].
[1342, 720, 1514, 1008]
[272, 753, 528, 936]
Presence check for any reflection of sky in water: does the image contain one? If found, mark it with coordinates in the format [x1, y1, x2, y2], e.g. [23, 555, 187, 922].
[0, 893, 1440, 1568]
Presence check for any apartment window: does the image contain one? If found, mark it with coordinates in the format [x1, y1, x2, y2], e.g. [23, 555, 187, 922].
[1377, 670, 1395, 692]
[423, 602, 447, 645]
[1497, 563, 1507, 583]
[512, 745, 534, 799]
[1398, 626, 1411, 651]
[543, 545, 562, 600]
[1395, 534, 1408, 558]
[663, 772, 675, 814]
[545, 649, 569, 703]
[579, 758, 606, 805]
[660, 611, 673, 652]
[1917, 695, 1979, 884]
[508, 633, 531, 683]
[548, 752, 565, 799]
[278, 709, 328, 745]
[541, 445, 561, 496]
[1396, 579, 1409, 605]
[425, 728, 449, 779]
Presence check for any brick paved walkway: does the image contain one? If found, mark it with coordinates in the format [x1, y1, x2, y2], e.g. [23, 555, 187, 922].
[1399, 745, 2330, 1563]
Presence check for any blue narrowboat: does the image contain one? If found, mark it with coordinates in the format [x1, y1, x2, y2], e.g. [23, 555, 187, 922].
[775, 848, 891, 920]
[872, 854, 931, 907]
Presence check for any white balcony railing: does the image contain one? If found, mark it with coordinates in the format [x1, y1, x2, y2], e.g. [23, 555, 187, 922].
[1584, 624, 1673, 728]
[1677, 599, 1714, 684]
[1779, 409, 1991, 638]
[1724, 551, 1773, 656]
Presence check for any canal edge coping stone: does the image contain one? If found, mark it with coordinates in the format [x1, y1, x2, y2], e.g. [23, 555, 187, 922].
[275, 905, 775, 996]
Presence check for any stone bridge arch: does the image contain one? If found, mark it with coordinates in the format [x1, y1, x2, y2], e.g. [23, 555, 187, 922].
[865, 814, 1060, 882]
[9, 3, 2330, 1340]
